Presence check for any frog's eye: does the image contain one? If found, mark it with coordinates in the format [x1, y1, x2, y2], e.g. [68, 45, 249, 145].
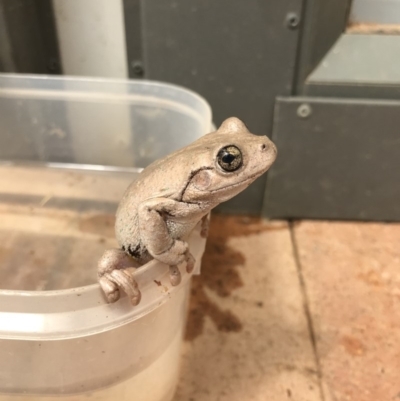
[217, 145, 242, 172]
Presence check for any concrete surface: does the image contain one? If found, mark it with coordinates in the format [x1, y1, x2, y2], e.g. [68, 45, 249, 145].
[177, 216, 400, 401]
[294, 221, 400, 401]
[176, 216, 322, 401]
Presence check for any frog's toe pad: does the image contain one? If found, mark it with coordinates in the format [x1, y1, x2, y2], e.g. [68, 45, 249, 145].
[169, 265, 182, 286]
[186, 252, 195, 273]
[99, 276, 120, 303]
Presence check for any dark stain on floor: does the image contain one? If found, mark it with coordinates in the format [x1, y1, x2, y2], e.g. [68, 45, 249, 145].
[185, 214, 284, 341]
[341, 335, 366, 357]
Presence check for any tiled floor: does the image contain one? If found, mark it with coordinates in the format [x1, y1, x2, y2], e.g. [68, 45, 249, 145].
[176, 215, 400, 401]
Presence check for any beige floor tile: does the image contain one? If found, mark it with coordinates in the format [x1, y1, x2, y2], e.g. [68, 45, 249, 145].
[294, 221, 400, 401]
[175, 215, 322, 401]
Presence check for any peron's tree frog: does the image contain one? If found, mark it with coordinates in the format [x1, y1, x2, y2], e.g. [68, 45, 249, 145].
[97, 117, 277, 305]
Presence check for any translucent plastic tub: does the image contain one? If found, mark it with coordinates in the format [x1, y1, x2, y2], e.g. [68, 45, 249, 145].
[0, 74, 212, 400]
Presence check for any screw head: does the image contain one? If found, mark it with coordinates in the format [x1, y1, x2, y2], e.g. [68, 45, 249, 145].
[297, 104, 312, 119]
[47, 58, 59, 73]
[286, 13, 300, 30]
[131, 61, 144, 76]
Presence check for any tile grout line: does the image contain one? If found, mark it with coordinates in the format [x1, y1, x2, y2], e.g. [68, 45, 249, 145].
[289, 221, 325, 401]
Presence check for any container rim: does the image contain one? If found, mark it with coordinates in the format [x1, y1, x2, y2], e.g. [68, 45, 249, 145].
[0, 73, 213, 132]
[0, 226, 205, 341]
[0, 74, 211, 340]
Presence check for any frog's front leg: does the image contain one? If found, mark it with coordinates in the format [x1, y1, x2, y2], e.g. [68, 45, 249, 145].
[138, 198, 199, 286]
[97, 249, 141, 305]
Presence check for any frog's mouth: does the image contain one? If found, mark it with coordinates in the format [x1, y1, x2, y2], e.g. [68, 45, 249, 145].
[210, 168, 268, 194]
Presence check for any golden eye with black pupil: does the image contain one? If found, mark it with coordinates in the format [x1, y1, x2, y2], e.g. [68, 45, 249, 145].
[217, 145, 242, 172]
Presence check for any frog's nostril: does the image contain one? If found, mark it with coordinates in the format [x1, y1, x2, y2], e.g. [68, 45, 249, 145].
[260, 143, 267, 151]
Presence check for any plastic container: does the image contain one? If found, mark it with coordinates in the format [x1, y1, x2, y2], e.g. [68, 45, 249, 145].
[0, 74, 212, 400]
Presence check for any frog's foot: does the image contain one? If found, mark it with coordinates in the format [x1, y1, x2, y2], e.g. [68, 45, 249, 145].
[153, 239, 195, 281]
[97, 248, 141, 305]
[98, 276, 121, 303]
[168, 251, 195, 286]
[100, 269, 141, 305]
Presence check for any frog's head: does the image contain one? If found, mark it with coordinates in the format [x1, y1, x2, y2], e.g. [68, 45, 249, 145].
[182, 117, 277, 205]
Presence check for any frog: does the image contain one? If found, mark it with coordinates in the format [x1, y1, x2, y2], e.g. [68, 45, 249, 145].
[97, 117, 277, 305]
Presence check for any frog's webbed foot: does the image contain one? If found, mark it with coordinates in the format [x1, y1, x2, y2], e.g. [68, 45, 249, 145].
[168, 253, 194, 286]
[168, 252, 195, 286]
[97, 249, 141, 305]
[99, 269, 141, 305]
[154, 239, 196, 286]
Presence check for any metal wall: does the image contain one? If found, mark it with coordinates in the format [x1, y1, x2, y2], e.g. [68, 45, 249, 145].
[1, 0, 400, 220]
[350, 0, 400, 24]
[0, 0, 304, 215]
[140, 0, 302, 214]
[265, 97, 400, 221]
[0, 0, 61, 74]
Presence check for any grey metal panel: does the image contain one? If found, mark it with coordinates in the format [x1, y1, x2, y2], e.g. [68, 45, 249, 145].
[0, 3, 15, 71]
[305, 33, 400, 99]
[350, 0, 400, 24]
[308, 34, 400, 85]
[305, 82, 400, 100]
[295, 0, 351, 94]
[123, 0, 144, 78]
[264, 97, 400, 221]
[0, 0, 61, 74]
[141, 0, 302, 215]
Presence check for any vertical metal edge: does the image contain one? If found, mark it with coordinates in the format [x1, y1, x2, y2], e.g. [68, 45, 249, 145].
[0, 2, 16, 71]
[262, 97, 285, 218]
[0, 0, 62, 74]
[123, 0, 144, 79]
[294, 0, 352, 95]
[35, 0, 62, 74]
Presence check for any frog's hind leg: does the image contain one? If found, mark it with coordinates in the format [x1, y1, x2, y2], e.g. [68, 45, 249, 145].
[97, 248, 141, 305]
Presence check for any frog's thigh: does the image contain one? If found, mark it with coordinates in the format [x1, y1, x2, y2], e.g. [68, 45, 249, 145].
[138, 197, 198, 256]
[98, 248, 140, 276]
